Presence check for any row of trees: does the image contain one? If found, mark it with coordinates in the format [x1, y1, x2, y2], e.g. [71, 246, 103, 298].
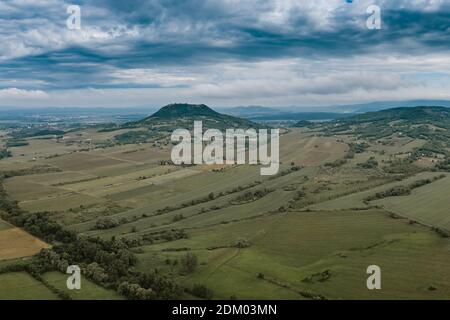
[357, 157, 379, 169]
[0, 148, 12, 160]
[364, 175, 445, 202]
[436, 158, 450, 172]
[231, 188, 274, 204]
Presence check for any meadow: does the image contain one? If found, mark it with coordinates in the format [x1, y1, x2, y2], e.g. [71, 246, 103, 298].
[135, 209, 450, 300]
[373, 175, 450, 230]
[0, 112, 449, 300]
[41, 272, 123, 300]
[309, 172, 442, 211]
[0, 272, 58, 300]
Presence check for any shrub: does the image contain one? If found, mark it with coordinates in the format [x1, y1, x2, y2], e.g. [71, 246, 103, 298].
[181, 253, 198, 274]
[357, 157, 378, 169]
[190, 284, 213, 300]
[234, 238, 250, 248]
[94, 217, 119, 230]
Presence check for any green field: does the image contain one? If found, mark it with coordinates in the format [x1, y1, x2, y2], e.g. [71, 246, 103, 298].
[309, 172, 442, 211]
[0, 272, 58, 300]
[373, 175, 450, 230]
[135, 209, 450, 300]
[41, 272, 124, 300]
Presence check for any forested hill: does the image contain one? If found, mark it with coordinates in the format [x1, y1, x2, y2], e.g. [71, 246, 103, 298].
[135, 103, 263, 130]
[338, 106, 449, 127]
[146, 103, 222, 120]
[315, 106, 450, 160]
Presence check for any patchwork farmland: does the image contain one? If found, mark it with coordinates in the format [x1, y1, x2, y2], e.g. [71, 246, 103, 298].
[0, 105, 449, 300]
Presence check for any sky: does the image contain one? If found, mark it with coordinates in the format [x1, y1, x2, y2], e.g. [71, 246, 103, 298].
[0, 0, 449, 108]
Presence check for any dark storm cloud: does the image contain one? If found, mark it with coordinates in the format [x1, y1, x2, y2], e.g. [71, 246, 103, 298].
[0, 0, 449, 106]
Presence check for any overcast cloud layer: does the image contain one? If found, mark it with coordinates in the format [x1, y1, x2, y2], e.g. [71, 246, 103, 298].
[0, 0, 449, 108]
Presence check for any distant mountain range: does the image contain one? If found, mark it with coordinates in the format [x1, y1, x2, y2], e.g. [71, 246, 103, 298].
[332, 100, 450, 113]
[218, 106, 281, 116]
[218, 100, 450, 121]
[2, 100, 450, 124]
[336, 106, 450, 126]
[219, 107, 352, 121]
[308, 106, 450, 145]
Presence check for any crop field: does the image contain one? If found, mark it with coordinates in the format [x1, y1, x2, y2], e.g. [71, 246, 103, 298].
[70, 165, 265, 233]
[4, 174, 107, 212]
[23, 171, 98, 186]
[0, 225, 49, 261]
[279, 131, 348, 166]
[20, 193, 105, 212]
[4, 178, 68, 202]
[44, 152, 128, 172]
[103, 145, 171, 163]
[7, 138, 78, 161]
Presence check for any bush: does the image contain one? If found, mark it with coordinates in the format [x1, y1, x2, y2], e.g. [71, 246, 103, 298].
[117, 281, 156, 300]
[181, 253, 198, 274]
[324, 159, 347, 168]
[190, 284, 213, 300]
[234, 238, 250, 248]
[0, 149, 12, 160]
[357, 157, 378, 169]
[172, 214, 184, 222]
[365, 186, 411, 201]
[94, 217, 119, 230]
[436, 158, 450, 172]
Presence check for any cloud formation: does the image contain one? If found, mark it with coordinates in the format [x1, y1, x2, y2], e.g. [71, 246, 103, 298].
[0, 88, 48, 99]
[0, 0, 449, 107]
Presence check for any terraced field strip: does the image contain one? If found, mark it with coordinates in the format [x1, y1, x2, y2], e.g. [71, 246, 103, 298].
[20, 192, 106, 212]
[309, 171, 441, 211]
[84, 165, 308, 238]
[4, 178, 70, 202]
[43, 152, 127, 172]
[57, 165, 180, 195]
[373, 174, 450, 230]
[72, 165, 262, 233]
